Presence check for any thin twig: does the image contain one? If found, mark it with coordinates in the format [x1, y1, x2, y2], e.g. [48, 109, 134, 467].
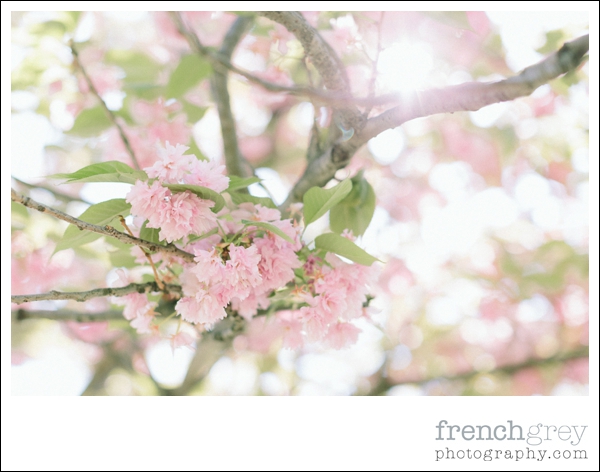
[11, 281, 182, 305]
[11, 189, 196, 262]
[12, 176, 91, 205]
[119, 215, 164, 289]
[363, 12, 384, 118]
[171, 13, 297, 92]
[70, 41, 141, 170]
[170, 12, 376, 110]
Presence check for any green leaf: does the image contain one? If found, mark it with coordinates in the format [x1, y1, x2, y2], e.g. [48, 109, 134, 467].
[314, 233, 379, 266]
[30, 20, 67, 38]
[108, 247, 138, 268]
[330, 178, 376, 236]
[560, 69, 580, 88]
[166, 54, 212, 99]
[66, 106, 112, 137]
[54, 199, 131, 254]
[63, 12, 82, 30]
[303, 179, 352, 226]
[123, 83, 164, 100]
[163, 183, 225, 213]
[226, 176, 261, 192]
[48, 161, 147, 184]
[12, 201, 30, 220]
[105, 50, 162, 84]
[139, 220, 161, 244]
[242, 220, 294, 243]
[229, 192, 277, 209]
[181, 100, 208, 123]
[422, 12, 473, 32]
[536, 29, 565, 55]
[523, 273, 563, 292]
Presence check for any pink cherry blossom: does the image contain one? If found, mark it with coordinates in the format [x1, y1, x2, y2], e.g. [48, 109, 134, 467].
[323, 322, 361, 349]
[314, 289, 348, 319]
[188, 249, 226, 285]
[230, 291, 271, 321]
[156, 191, 217, 243]
[169, 331, 197, 353]
[276, 311, 304, 350]
[341, 229, 356, 241]
[299, 305, 330, 342]
[223, 245, 262, 299]
[127, 182, 218, 243]
[126, 180, 170, 226]
[111, 269, 157, 333]
[121, 292, 156, 321]
[146, 142, 197, 183]
[176, 289, 227, 326]
[253, 204, 283, 223]
[185, 159, 230, 193]
[258, 240, 301, 289]
[130, 312, 155, 334]
[233, 316, 284, 354]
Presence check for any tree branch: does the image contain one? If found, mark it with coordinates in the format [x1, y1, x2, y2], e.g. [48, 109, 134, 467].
[81, 343, 138, 395]
[364, 346, 589, 396]
[280, 34, 589, 209]
[14, 296, 179, 321]
[11, 281, 182, 305]
[14, 309, 125, 321]
[353, 34, 590, 148]
[11, 189, 196, 263]
[170, 337, 232, 396]
[70, 41, 141, 170]
[168, 12, 426, 113]
[211, 16, 254, 178]
[170, 13, 320, 99]
[81, 349, 122, 396]
[260, 11, 364, 133]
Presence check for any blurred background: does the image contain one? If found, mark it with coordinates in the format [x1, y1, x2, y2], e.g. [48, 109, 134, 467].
[10, 10, 590, 395]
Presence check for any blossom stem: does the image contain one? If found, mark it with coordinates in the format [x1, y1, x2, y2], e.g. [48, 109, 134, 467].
[157, 311, 178, 327]
[119, 215, 164, 289]
[215, 220, 229, 242]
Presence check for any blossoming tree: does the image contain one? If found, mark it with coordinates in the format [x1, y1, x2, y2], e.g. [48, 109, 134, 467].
[10, 11, 589, 395]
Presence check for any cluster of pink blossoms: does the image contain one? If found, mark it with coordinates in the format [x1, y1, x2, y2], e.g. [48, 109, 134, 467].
[121, 142, 377, 350]
[177, 203, 302, 326]
[126, 142, 228, 243]
[235, 251, 378, 351]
